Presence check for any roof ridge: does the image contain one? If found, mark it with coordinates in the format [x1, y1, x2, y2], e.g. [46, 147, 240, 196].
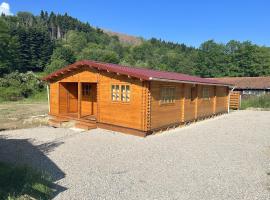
[42, 60, 232, 86]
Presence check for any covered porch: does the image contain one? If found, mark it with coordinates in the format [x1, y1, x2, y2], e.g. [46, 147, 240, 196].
[58, 82, 97, 120]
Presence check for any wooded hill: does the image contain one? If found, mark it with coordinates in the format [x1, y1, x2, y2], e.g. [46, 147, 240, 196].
[1, 11, 270, 78]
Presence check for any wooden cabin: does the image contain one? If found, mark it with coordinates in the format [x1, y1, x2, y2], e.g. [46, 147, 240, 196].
[43, 60, 232, 137]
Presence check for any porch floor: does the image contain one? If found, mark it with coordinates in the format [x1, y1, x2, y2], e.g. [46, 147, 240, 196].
[59, 113, 97, 122]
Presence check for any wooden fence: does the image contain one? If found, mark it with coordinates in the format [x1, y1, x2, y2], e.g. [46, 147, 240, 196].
[229, 91, 241, 110]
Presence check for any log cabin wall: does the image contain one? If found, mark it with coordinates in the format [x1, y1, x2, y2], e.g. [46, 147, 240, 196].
[149, 83, 229, 131]
[183, 84, 197, 122]
[48, 66, 229, 134]
[197, 85, 215, 118]
[97, 72, 145, 130]
[59, 82, 68, 114]
[49, 68, 98, 116]
[150, 81, 183, 130]
[216, 86, 229, 113]
[49, 82, 59, 115]
[49, 69, 147, 131]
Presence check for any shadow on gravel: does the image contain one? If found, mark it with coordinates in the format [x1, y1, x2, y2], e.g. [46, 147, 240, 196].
[0, 136, 67, 198]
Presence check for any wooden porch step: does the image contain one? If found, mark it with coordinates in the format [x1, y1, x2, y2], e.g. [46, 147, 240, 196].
[48, 117, 74, 128]
[53, 116, 70, 122]
[48, 119, 62, 128]
[79, 117, 97, 123]
[75, 121, 97, 130]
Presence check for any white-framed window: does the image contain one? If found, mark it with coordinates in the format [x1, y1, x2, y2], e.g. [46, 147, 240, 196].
[202, 87, 210, 100]
[160, 87, 175, 104]
[121, 85, 130, 102]
[111, 84, 130, 102]
[111, 85, 120, 101]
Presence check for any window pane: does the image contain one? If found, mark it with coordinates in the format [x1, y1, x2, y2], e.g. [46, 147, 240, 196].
[116, 85, 119, 100]
[111, 85, 115, 100]
[126, 85, 130, 102]
[121, 85, 125, 101]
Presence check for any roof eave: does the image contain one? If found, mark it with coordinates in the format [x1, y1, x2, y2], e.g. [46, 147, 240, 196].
[149, 77, 233, 87]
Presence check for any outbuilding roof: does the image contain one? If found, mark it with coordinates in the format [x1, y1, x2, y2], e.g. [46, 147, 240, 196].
[209, 77, 270, 90]
[42, 60, 231, 86]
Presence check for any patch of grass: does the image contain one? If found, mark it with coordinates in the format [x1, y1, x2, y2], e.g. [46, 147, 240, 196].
[20, 90, 48, 103]
[241, 94, 270, 109]
[0, 162, 53, 200]
[0, 90, 48, 104]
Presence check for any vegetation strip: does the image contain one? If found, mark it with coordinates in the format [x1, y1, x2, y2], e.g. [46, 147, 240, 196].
[0, 162, 53, 200]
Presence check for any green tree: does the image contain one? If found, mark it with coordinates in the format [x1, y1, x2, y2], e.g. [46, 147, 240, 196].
[50, 46, 75, 64]
[45, 58, 68, 74]
[0, 19, 11, 75]
[77, 47, 120, 64]
[64, 30, 87, 53]
[196, 40, 229, 77]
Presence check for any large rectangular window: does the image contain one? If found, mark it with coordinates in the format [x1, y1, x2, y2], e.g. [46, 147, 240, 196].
[160, 87, 175, 104]
[111, 84, 130, 102]
[202, 87, 210, 100]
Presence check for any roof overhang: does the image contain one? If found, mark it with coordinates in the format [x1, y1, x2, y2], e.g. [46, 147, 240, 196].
[149, 77, 233, 87]
[42, 60, 232, 87]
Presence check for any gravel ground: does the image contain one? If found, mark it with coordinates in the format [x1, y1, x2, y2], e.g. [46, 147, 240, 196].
[1, 110, 270, 200]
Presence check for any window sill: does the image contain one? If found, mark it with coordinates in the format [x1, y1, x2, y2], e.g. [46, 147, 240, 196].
[159, 102, 176, 106]
[111, 101, 131, 105]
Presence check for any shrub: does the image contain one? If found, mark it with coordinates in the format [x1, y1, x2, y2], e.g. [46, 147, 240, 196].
[0, 71, 45, 101]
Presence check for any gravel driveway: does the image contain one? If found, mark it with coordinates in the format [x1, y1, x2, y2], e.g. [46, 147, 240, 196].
[1, 110, 270, 200]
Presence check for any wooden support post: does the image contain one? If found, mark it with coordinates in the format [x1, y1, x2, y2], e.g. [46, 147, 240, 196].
[213, 86, 217, 114]
[47, 84, 50, 114]
[194, 85, 198, 119]
[181, 84, 185, 123]
[78, 82, 81, 118]
[57, 82, 60, 115]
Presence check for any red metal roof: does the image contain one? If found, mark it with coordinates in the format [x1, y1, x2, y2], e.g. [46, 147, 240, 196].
[42, 60, 231, 86]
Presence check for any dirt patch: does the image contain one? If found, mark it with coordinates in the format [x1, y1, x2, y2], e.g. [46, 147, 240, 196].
[0, 103, 49, 130]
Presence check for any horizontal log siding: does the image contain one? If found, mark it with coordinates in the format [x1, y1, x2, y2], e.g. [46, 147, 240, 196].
[183, 84, 196, 122]
[197, 85, 215, 118]
[150, 81, 183, 130]
[216, 86, 229, 113]
[98, 72, 144, 130]
[49, 82, 59, 115]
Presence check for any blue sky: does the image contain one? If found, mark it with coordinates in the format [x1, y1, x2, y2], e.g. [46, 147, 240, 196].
[1, 0, 269, 47]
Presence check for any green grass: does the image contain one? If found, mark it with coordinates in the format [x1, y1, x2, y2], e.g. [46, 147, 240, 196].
[241, 94, 270, 110]
[0, 90, 48, 104]
[0, 162, 53, 200]
[20, 90, 48, 103]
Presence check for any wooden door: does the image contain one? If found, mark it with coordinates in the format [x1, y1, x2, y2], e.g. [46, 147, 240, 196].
[68, 83, 78, 113]
[81, 83, 97, 117]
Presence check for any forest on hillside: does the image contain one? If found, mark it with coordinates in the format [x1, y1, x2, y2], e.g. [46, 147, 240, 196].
[0, 11, 270, 101]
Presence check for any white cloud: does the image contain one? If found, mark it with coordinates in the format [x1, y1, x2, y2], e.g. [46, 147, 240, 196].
[0, 2, 13, 16]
